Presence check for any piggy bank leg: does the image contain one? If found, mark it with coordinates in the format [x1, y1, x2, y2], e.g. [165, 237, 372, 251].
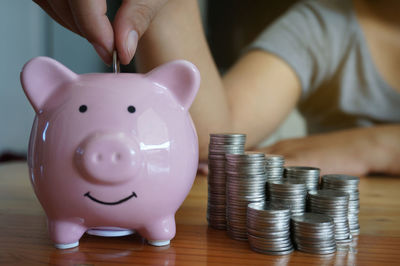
[48, 220, 86, 249]
[139, 216, 176, 247]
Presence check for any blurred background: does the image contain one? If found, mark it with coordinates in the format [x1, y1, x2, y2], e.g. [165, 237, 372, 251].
[0, 0, 304, 163]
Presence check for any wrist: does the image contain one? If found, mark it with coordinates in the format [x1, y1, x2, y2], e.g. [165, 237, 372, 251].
[363, 125, 400, 174]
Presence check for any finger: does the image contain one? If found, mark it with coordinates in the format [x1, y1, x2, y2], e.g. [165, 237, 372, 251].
[113, 0, 168, 64]
[261, 144, 277, 154]
[283, 156, 303, 167]
[33, 0, 81, 35]
[44, 0, 82, 35]
[68, 0, 114, 65]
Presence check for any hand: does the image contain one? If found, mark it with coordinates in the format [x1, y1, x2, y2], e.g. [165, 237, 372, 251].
[261, 130, 372, 176]
[34, 0, 168, 65]
[199, 126, 400, 176]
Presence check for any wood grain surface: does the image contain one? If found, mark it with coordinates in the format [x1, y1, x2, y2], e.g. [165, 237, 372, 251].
[0, 162, 399, 265]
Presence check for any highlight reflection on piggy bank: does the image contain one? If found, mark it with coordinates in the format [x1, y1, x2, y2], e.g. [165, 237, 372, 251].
[21, 57, 200, 249]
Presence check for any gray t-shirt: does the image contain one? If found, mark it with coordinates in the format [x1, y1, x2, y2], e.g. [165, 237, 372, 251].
[248, 0, 400, 134]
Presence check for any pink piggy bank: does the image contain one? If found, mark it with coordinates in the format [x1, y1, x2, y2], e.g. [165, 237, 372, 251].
[21, 57, 200, 249]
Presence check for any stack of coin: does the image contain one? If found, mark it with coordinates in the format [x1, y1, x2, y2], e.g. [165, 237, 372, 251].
[207, 134, 246, 229]
[265, 154, 285, 181]
[225, 152, 266, 240]
[247, 202, 294, 255]
[321, 174, 360, 235]
[265, 155, 285, 200]
[268, 181, 307, 216]
[284, 166, 320, 192]
[308, 190, 352, 242]
[291, 213, 336, 254]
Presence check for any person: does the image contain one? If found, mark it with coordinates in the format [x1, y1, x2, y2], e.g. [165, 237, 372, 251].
[35, 0, 400, 176]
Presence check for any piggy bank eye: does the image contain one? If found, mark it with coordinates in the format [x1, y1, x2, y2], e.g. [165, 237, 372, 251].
[79, 105, 87, 113]
[127, 105, 136, 113]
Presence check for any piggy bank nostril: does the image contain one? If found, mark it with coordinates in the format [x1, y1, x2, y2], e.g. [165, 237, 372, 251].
[93, 153, 103, 163]
[111, 152, 122, 163]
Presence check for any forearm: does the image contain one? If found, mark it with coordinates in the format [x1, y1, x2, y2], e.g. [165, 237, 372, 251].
[135, 0, 301, 161]
[135, 0, 232, 160]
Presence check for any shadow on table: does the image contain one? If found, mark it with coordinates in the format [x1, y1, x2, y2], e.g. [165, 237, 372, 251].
[48, 234, 176, 266]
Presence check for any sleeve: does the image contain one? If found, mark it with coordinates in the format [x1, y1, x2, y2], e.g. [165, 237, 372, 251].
[246, 1, 334, 99]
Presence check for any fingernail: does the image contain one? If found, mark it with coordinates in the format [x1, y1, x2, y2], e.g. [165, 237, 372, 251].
[126, 30, 138, 60]
[92, 43, 111, 65]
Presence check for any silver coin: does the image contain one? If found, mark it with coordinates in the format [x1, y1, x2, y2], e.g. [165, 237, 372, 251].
[247, 228, 291, 238]
[112, 50, 120, 73]
[321, 174, 359, 184]
[249, 246, 294, 255]
[291, 213, 333, 225]
[296, 245, 336, 255]
[308, 190, 349, 200]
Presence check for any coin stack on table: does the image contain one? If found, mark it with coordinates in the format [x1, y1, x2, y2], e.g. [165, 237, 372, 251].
[268, 181, 307, 216]
[284, 166, 320, 192]
[207, 134, 246, 230]
[308, 190, 352, 242]
[321, 174, 360, 235]
[206, 133, 361, 256]
[247, 202, 294, 255]
[265, 155, 285, 181]
[265, 155, 285, 200]
[225, 152, 266, 240]
[291, 213, 337, 254]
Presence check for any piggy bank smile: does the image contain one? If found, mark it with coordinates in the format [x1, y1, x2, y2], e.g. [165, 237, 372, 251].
[84, 191, 137, 205]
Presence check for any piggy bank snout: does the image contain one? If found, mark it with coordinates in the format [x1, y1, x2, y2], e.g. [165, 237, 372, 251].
[76, 133, 141, 184]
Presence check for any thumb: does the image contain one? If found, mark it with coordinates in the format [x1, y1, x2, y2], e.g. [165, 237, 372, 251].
[113, 0, 168, 65]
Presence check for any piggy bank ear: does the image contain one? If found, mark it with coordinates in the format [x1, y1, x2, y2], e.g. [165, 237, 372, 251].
[20, 57, 77, 114]
[146, 60, 200, 110]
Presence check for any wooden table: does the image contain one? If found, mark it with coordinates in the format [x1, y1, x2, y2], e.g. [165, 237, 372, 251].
[1, 162, 399, 265]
